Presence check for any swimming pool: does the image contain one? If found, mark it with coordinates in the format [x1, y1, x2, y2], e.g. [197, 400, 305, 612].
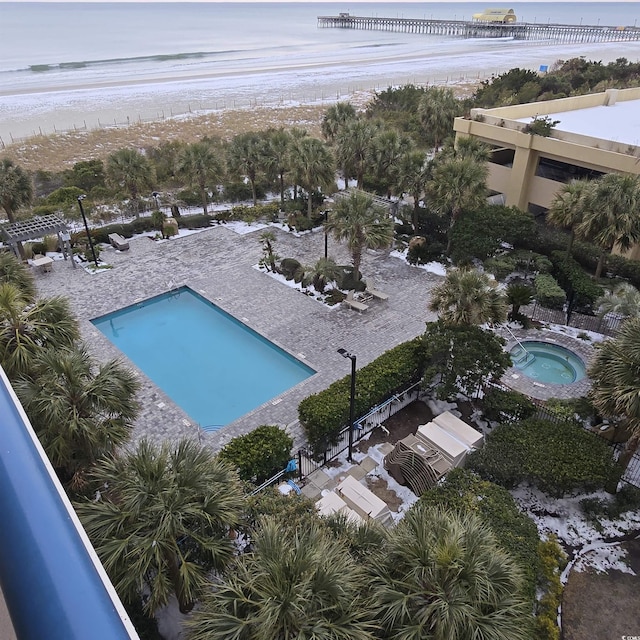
[92, 287, 315, 430]
[510, 341, 586, 384]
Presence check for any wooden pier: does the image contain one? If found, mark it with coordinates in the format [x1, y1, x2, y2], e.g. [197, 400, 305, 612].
[317, 15, 640, 44]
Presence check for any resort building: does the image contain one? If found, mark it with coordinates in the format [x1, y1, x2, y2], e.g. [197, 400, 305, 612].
[453, 86, 640, 259]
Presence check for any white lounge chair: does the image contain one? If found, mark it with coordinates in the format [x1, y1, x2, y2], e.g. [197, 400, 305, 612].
[343, 290, 368, 312]
[365, 282, 389, 300]
[108, 233, 129, 251]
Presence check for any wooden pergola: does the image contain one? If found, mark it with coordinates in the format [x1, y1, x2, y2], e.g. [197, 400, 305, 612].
[0, 215, 75, 268]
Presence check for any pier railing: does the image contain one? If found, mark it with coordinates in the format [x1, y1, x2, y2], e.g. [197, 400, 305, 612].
[318, 15, 640, 44]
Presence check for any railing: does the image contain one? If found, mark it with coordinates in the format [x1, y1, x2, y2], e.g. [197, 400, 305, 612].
[504, 325, 532, 364]
[524, 302, 623, 337]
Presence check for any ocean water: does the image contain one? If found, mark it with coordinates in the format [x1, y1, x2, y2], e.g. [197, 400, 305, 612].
[1, 2, 639, 141]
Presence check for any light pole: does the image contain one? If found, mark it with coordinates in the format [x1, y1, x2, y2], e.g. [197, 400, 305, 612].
[77, 195, 98, 268]
[324, 210, 329, 259]
[152, 191, 160, 211]
[337, 348, 356, 462]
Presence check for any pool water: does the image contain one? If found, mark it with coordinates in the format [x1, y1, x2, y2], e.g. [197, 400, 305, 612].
[92, 287, 315, 430]
[510, 341, 586, 384]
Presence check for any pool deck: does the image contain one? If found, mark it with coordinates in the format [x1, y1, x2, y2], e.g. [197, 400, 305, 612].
[498, 326, 595, 401]
[34, 224, 441, 452]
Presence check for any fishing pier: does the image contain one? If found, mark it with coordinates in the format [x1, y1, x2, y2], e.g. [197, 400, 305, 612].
[317, 15, 640, 44]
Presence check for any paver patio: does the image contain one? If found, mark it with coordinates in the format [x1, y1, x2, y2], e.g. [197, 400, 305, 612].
[34, 223, 442, 452]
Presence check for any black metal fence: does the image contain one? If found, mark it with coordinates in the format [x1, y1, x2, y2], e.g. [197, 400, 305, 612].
[524, 302, 623, 337]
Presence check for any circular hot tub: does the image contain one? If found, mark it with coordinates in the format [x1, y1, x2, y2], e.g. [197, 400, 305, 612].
[509, 341, 586, 385]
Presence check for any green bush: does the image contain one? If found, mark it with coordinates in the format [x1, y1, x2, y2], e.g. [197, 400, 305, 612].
[279, 258, 303, 281]
[407, 239, 445, 265]
[534, 538, 566, 640]
[543, 397, 595, 424]
[580, 484, 640, 522]
[176, 188, 201, 207]
[482, 387, 536, 423]
[534, 273, 566, 310]
[178, 214, 214, 229]
[551, 251, 603, 313]
[299, 338, 425, 454]
[467, 418, 622, 497]
[218, 425, 293, 484]
[484, 256, 516, 280]
[420, 469, 541, 605]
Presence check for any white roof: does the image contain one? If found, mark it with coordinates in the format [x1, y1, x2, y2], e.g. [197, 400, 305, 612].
[516, 99, 640, 147]
[432, 411, 484, 448]
[417, 422, 469, 466]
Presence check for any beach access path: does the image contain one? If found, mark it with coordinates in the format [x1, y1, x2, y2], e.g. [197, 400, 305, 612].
[33, 223, 441, 452]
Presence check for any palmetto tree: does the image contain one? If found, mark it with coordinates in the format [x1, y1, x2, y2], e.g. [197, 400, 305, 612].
[106, 148, 154, 215]
[327, 191, 394, 280]
[335, 118, 378, 189]
[305, 256, 342, 293]
[546, 179, 589, 258]
[588, 318, 640, 469]
[75, 438, 244, 615]
[417, 86, 461, 150]
[0, 158, 33, 224]
[577, 173, 640, 279]
[0, 283, 79, 379]
[596, 282, 640, 319]
[0, 251, 36, 301]
[187, 517, 377, 640]
[321, 101, 357, 143]
[290, 136, 334, 218]
[429, 268, 508, 326]
[227, 132, 265, 206]
[14, 346, 139, 488]
[427, 156, 488, 254]
[395, 149, 431, 229]
[369, 504, 530, 640]
[506, 282, 534, 318]
[371, 129, 414, 195]
[262, 128, 293, 207]
[176, 141, 222, 214]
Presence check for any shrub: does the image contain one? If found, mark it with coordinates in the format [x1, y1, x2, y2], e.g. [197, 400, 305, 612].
[543, 397, 596, 424]
[218, 425, 293, 484]
[178, 214, 214, 229]
[467, 418, 622, 497]
[534, 538, 566, 640]
[407, 238, 445, 265]
[175, 188, 201, 207]
[299, 339, 425, 454]
[551, 251, 603, 313]
[482, 387, 536, 423]
[534, 273, 566, 310]
[279, 258, 303, 281]
[580, 484, 640, 522]
[287, 212, 316, 232]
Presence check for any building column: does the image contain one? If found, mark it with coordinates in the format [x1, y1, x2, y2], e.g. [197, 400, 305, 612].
[506, 133, 538, 210]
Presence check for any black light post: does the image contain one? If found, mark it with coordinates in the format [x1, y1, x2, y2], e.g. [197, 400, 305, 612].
[324, 210, 329, 259]
[337, 348, 356, 462]
[77, 195, 99, 268]
[152, 191, 160, 210]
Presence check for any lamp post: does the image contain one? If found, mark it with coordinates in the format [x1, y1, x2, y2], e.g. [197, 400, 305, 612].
[77, 195, 98, 268]
[337, 348, 356, 462]
[152, 191, 160, 211]
[324, 210, 329, 259]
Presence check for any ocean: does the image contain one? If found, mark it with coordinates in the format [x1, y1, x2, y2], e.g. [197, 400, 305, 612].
[1, 2, 640, 141]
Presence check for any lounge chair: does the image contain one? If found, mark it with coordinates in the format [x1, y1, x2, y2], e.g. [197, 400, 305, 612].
[108, 233, 129, 251]
[343, 290, 369, 312]
[365, 282, 389, 300]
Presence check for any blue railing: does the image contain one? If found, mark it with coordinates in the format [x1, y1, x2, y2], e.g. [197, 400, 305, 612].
[0, 368, 139, 640]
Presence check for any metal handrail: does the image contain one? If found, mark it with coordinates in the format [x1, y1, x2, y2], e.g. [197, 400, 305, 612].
[504, 325, 531, 362]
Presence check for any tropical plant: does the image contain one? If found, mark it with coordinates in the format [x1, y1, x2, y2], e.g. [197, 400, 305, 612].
[258, 230, 279, 272]
[369, 503, 531, 640]
[227, 132, 265, 206]
[14, 346, 139, 488]
[0, 283, 79, 379]
[546, 179, 589, 258]
[588, 317, 640, 469]
[262, 128, 293, 206]
[106, 148, 155, 214]
[394, 149, 431, 229]
[335, 118, 378, 189]
[290, 136, 334, 217]
[370, 128, 414, 194]
[577, 173, 640, 279]
[596, 282, 640, 319]
[326, 191, 394, 280]
[506, 282, 534, 317]
[187, 517, 377, 640]
[429, 268, 508, 326]
[417, 86, 461, 150]
[75, 438, 244, 615]
[0, 158, 33, 223]
[427, 156, 488, 254]
[0, 251, 36, 300]
[176, 141, 222, 214]
[321, 101, 357, 142]
[305, 256, 342, 293]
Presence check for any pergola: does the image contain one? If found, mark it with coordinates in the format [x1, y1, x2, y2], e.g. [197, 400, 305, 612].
[0, 215, 75, 268]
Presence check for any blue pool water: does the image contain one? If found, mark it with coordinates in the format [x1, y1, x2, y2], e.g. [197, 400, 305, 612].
[92, 287, 315, 430]
[510, 341, 586, 384]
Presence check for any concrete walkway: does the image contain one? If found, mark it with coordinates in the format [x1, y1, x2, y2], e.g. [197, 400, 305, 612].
[35, 224, 442, 452]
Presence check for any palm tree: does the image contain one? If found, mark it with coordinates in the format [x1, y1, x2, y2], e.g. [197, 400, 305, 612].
[588, 317, 640, 469]
[335, 118, 378, 189]
[0, 251, 36, 301]
[227, 132, 265, 206]
[305, 256, 342, 293]
[369, 504, 530, 640]
[176, 141, 222, 214]
[327, 191, 394, 280]
[14, 346, 139, 488]
[596, 282, 640, 319]
[371, 129, 414, 196]
[290, 137, 334, 218]
[187, 517, 376, 640]
[449, 135, 491, 162]
[262, 128, 293, 207]
[0, 283, 79, 379]
[106, 148, 154, 216]
[0, 158, 33, 224]
[427, 156, 488, 254]
[429, 268, 508, 326]
[418, 86, 461, 150]
[321, 101, 357, 143]
[75, 438, 244, 615]
[506, 282, 534, 318]
[395, 149, 431, 229]
[546, 179, 589, 258]
[577, 173, 640, 279]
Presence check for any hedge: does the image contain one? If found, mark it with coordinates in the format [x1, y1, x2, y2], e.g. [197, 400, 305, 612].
[298, 338, 425, 454]
[551, 250, 603, 313]
[534, 273, 566, 310]
[482, 387, 536, 423]
[467, 418, 622, 497]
